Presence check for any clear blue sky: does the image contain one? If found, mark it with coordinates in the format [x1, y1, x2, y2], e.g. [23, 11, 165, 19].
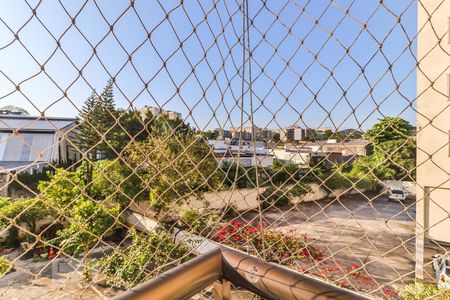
[0, 0, 417, 132]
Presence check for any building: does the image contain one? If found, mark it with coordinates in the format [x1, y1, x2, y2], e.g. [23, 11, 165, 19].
[255, 129, 272, 142]
[212, 128, 232, 140]
[208, 140, 274, 168]
[232, 130, 252, 141]
[415, 0, 450, 278]
[139, 106, 182, 120]
[271, 147, 311, 167]
[281, 126, 315, 142]
[284, 139, 371, 168]
[230, 126, 273, 142]
[0, 113, 78, 167]
[0, 113, 78, 196]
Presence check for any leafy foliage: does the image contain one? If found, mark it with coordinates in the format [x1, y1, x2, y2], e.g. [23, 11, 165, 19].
[0, 198, 54, 234]
[91, 160, 147, 208]
[272, 159, 302, 185]
[261, 186, 290, 209]
[127, 134, 222, 211]
[76, 80, 118, 160]
[222, 163, 257, 189]
[57, 198, 119, 253]
[98, 229, 191, 289]
[399, 281, 450, 300]
[0, 257, 12, 278]
[112, 108, 153, 152]
[365, 117, 413, 145]
[287, 183, 312, 197]
[179, 208, 219, 235]
[351, 117, 415, 181]
[38, 167, 86, 210]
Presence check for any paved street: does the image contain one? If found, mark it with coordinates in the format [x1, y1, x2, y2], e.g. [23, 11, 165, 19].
[241, 192, 445, 288]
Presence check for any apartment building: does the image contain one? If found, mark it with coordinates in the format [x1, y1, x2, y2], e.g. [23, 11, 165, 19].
[272, 126, 315, 142]
[230, 126, 272, 141]
[415, 0, 450, 278]
[212, 128, 232, 140]
[139, 106, 182, 120]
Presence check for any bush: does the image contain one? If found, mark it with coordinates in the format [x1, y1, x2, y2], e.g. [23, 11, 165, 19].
[399, 281, 450, 300]
[222, 163, 256, 189]
[321, 173, 353, 191]
[288, 183, 312, 197]
[179, 208, 219, 235]
[353, 177, 375, 190]
[4, 227, 20, 248]
[261, 186, 289, 209]
[0, 256, 12, 277]
[212, 221, 323, 263]
[98, 229, 192, 288]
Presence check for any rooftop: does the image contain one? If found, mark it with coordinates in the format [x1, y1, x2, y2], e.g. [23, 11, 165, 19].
[0, 114, 76, 132]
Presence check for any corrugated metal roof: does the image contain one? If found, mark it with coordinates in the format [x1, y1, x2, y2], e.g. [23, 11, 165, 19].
[0, 115, 76, 132]
[0, 161, 48, 173]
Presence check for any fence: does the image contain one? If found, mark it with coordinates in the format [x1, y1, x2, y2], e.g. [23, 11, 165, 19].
[0, 0, 449, 299]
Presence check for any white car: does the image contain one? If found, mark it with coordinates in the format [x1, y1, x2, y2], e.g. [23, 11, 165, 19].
[388, 189, 406, 201]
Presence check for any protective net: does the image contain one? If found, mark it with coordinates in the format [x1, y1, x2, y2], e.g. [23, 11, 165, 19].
[0, 0, 449, 299]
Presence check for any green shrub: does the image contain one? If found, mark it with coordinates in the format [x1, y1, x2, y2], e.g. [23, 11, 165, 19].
[0, 256, 12, 277]
[180, 208, 219, 235]
[399, 281, 450, 300]
[0, 198, 54, 234]
[98, 230, 192, 289]
[4, 227, 20, 248]
[321, 173, 352, 190]
[288, 183, 312, 197]
[91, 160, 147, 207]
[353, 177, 375, 190]
[261, 186, 289, 209]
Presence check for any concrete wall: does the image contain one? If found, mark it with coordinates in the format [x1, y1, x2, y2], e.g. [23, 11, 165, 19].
[416, 0, 450, 278]
[185, 184, 364, 211]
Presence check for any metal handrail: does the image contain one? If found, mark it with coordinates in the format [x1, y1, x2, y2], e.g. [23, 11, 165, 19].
[113, 248, 372, 300]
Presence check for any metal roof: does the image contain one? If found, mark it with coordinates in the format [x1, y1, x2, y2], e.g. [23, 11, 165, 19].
[0, 115, 76, 132]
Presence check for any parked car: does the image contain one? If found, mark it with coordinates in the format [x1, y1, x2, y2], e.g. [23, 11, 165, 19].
[388, 188, 406, 201]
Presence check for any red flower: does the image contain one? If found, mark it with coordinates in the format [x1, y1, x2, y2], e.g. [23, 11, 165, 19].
[301, 249, 310, 256]
[339, 281, 345, 287]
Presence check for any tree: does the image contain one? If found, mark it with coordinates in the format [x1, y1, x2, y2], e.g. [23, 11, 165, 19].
[200, 130, 214, 140]
[351, 117, 415, 181]
[112, 109, 154, 153]
[0, 198, 54, 234]
[126, 134, 222, 212]
[38, 167, 86, 211]
[57, 198, 120, 279]
[272, 132, 280, 142]
[75, 80, 118, 161]
[91, 160, 147, 208]
[365, 117, 413, 145]
[272, 159, 301, 185]
[150, 114, 194, 138]
[316, 129, 333, 141]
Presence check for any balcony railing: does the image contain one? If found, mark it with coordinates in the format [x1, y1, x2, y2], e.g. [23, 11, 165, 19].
[114, 248, 371, 300]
